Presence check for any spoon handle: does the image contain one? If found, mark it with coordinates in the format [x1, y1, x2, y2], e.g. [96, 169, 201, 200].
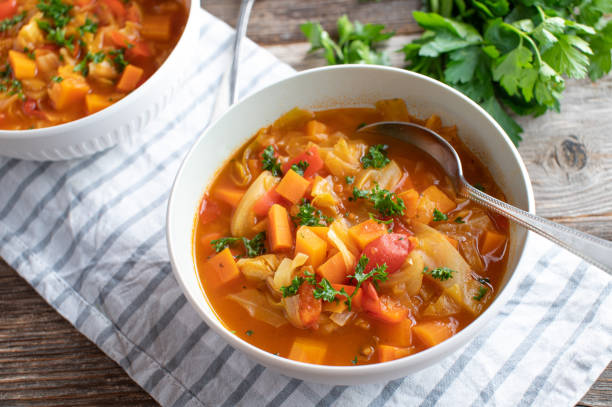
[462, 183, 612, 275]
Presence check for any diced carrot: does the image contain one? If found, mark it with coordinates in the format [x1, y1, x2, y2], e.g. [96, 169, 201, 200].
[397, 189, 419, 219]
[306, 120, 328, 140]
[412, 320, 455, 347]
[377, 318, 413, 347]
[348, 219, 387, 250]
[295, 226, 328, 268]
[414, 195, 435, 224]
[331, 284, 362, 309]
[48, 77, 90, 110]
[376, 344, 415, 363]
[480, 230, 506, 255]
[425, 114, 442, 132]
[374, 98, 414, 122]
[0, 0, 17, 19]
[199, 232, 223, 258]
[116, 64, 144, 92]
[306, 226, 328, 241]
[422, 185, 456, 214]
[213, 187, 245, 208]
[141, 15, 172, 41]
[288, 337, 327, 364]
[253, 188, 286, 218]
[275, 169, 310, 204]
[445, 235, 458, 249]
[101, 0, 126, 18]
[316, 252, 348, 284]
[206, 247, 240, 287]
[8, 50, 36, 79]
[298, 282, 322, 328]
[367, 294, 408, 324]
[267, 204, 292, 251]
[85, 94, 112, 114]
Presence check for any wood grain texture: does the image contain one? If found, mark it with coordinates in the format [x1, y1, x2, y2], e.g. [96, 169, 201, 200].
[0, 0, 610, 406]
[204, 0, 420, 45]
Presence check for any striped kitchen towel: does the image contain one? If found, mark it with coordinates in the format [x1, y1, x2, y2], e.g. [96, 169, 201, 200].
[0, 8, 611, 407]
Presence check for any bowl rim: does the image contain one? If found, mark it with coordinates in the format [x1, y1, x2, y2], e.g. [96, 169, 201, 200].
[167, 64, 536, 379]
[0, 0, 199, 139]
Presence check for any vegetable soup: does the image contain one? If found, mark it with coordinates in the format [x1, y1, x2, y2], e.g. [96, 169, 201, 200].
[0, 0, 187, 129]
[194, 99, 510, 366]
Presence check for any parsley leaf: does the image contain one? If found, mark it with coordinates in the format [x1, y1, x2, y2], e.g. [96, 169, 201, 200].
[351, 356, 358, 365]
[294, 199, 332, 226]
[473, 286, 488, 301]
[210, 232, 266, 257]
[290, 160, 309, 176]
[78, 17, 98, 36]
[242, 232, 266, 258]
[361, 144, 390, 169]
[109, 48, 128, 72]
[261, 146, 282, 177]
[246, 329, 253, 336]
[351, 185, 405, 217]
[423, 266, 456, 281]
[454, 216, 465, 223]
[0, 11, 26, 32]
[301, 14, 394, 65]
[312, 278, 349, 302]
[210, 237, 241, 253]
[345, 176, 354, 184]
[73, 51, 105, 76]
[433, 208, 448, 221]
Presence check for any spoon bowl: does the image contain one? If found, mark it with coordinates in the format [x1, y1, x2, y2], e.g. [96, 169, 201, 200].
[359, 121, 612, 274]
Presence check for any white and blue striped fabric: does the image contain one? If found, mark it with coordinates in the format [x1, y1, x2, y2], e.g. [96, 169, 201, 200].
[1, 9, 611, 407]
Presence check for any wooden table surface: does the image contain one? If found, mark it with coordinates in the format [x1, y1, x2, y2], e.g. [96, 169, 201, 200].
[1, 0, 611, 405]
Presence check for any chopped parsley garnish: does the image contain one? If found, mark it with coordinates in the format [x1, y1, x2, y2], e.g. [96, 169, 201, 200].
[473, 286, 488, 301]
[345, 176, 354, 184]
[290, 160, 309, 176]
[246, 330, 253, 336]
[351, 356, 358, 365]
[243, 232, 266, 257]
[294, 199, 333, 226]
[0, 12, 26, 32]
[51, 75, 63, 82]
[351, 185, 405, 217]
[432, 208, 448, 222]
[261, 145, 282, 176]
[78, 18, 98, 36]
[423, 266, 456, 281]
[356, 122, 366, 130]
[73, 51, 105, 76]
[343, 255, 388, 309]
[109, 48, 128, 72]
[36, 0, 75, 50]
[474, 183, 485, 192]
[454, 216, 465, 224]
[210, 232, 266, 258]
[478, 277, 490, 285]
[361, 144, 390, 169]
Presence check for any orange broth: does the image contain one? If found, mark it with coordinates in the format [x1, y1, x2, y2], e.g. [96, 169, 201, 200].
[194, 99, 509, 366]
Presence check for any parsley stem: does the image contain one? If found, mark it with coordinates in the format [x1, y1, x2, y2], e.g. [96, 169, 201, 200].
[501, 22, 543, 67]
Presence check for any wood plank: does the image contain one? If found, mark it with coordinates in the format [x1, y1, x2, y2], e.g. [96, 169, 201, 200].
[204, 0, 420, 45]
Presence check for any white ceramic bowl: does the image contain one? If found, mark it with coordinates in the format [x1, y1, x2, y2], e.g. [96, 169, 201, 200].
[0, 0, 199, 161]
[167, 65, 535, 384]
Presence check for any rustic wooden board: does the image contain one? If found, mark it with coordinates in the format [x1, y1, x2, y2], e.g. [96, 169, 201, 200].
[1, 1, 610, 406]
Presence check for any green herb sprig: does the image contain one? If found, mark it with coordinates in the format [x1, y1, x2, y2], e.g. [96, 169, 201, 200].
[361, 144, 390, 169]
[423, 266, 456, 281]
[294, 199, 333, 226]
[262, 145, 282, 177]
[351, 185, 405, 217]
[210, 232, 266, 258]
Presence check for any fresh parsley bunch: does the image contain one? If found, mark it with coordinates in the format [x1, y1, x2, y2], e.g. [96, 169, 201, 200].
[301, 1, 612, 145]
[301, 14, 395, 65]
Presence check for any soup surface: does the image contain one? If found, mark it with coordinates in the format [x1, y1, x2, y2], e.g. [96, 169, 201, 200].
[194, 99, 510, 366]
[0, 0, 187, 129]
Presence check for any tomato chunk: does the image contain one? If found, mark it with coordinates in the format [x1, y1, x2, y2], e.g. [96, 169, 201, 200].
[282, 146, 324, 178]
[0, 0, 17, 19]
[298, 283, 322, 329]
[362, 233, 413, 274]
[199, 196, 221, 224]
[361, 282, 407, 323]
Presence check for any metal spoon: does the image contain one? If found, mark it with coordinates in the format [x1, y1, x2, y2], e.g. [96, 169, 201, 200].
[359, 121, 612, 274]
[211, 0, 255, 119]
